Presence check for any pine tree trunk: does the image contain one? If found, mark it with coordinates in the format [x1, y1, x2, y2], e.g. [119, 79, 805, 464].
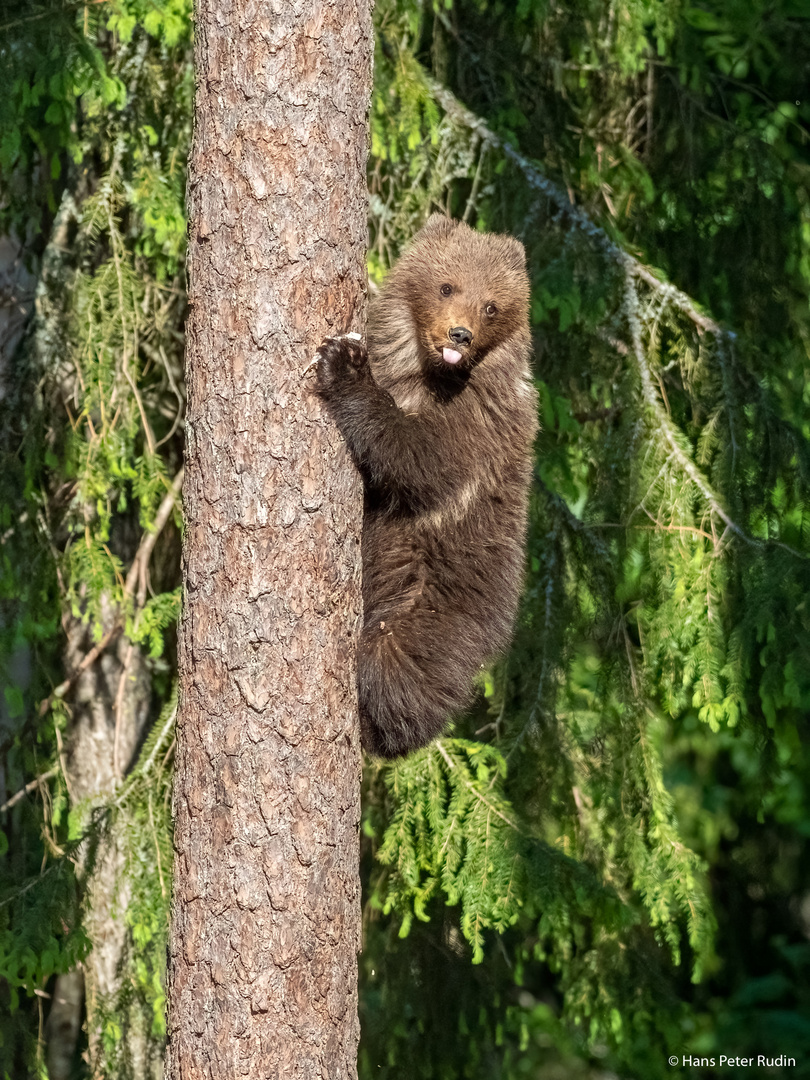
[45, 970, 84, 1080]
[165, 2, 371, 1077]
[64, 608, 158, 1078]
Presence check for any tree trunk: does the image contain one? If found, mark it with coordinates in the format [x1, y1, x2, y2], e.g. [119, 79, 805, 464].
[45, 970, 85, 1080]
[0, 233, 36, 402]
[24, 195, 161, 1077]
[165, 1, 371, 1077]
[64, 607, 158, 1079]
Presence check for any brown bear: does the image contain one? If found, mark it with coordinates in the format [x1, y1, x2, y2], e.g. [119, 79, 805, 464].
[315, 214, 537, 758]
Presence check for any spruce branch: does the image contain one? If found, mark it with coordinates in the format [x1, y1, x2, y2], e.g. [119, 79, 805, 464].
[435, 740, 521, 833]
[425, 68, 807, 568]
[622, 270, 808, 560]
[147, 793, 167, 899]
[105, 188, 157, 458]
[0, 767, 59, 814]
[38, 468, 184, 720]
[462, 136, 491, 224]
[124, 466, 185, 608]
[134, 698, 178, 782]
[112, 642, 135, 780]
[426, 73, 723, 337]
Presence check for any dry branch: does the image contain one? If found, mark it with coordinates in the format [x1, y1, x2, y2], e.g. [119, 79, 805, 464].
[37, 467, 184, 719]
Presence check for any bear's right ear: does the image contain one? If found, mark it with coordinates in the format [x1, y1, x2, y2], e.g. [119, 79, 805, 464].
[418, 214, 457, 240]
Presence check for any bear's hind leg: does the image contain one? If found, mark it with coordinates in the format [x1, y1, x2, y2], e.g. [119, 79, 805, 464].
[357, 612, 474, 758]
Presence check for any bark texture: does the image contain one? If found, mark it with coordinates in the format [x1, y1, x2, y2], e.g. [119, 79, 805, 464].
[64, 607, 158, 1079]
[45, 970, 85, 1080]
[165, 2, 371, 1077]
[0, 233, 36, 402]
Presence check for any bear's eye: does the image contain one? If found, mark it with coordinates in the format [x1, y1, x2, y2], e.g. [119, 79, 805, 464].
[440, 284, 453, 298]
[485, 302, 498, 317]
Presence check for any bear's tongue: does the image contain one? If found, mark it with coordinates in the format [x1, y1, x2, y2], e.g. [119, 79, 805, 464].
[442, 347, 463, 364]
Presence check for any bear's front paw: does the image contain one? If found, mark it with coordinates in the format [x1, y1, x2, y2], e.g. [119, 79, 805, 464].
[313, 333, 369, 396]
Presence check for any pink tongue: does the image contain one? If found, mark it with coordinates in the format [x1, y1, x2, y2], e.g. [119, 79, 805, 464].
[442, 347, 463, 364]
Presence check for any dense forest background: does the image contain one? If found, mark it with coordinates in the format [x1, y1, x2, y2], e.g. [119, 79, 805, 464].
[1, 0, 809, 1076]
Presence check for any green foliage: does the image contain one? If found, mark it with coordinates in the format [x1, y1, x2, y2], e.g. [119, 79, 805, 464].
[112, 688, 177, 1044]
[1, 0, 188, 1070]
[127, 588, 181, 658]
[58, 171, 181, 630]
[2, 0, 810, 1076]
[0, 856, 88, 1013]
[375, 740, 526, 956]
[0, 783, 90, 1076]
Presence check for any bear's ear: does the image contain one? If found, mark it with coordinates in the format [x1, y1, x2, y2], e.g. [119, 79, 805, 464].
[418, 214, 457, 240]
[503, 236, 527, 272]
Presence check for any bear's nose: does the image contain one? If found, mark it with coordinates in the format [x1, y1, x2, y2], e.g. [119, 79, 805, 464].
[448, 326, 473, 346]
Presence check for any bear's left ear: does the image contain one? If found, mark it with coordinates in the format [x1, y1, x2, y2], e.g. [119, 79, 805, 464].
[503, 236, 527, 272]
[419, 214, 457, 241]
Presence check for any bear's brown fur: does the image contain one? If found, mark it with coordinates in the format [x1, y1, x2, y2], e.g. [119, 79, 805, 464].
[316, 215, 537, 758]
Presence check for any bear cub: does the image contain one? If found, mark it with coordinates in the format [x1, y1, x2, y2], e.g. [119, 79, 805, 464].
[316, 214, 537, 758]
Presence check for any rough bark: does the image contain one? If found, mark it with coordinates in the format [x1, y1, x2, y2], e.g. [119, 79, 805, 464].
[0, 232, 36, 403]
[0, 230, 36, 814]
[45, 970, 85, 1080]
[64, 607, 159, 1079]
[165, 1, 371, 1077]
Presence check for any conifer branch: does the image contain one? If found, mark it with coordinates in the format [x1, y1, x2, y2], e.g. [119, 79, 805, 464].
[112, 642, 135, 780]
[426, 73, 723, 337]
[136, 700, 178, 782]
[424, 73, 806, 557]
[0, 767, 59, 814]
[622, 271, 808, 560]
[124, 466, 185, 607]
[148, 793, 167, 899]
[435, 741, 521, 833]
[37, 624, 123, 717]
[38, 468, 184, 719]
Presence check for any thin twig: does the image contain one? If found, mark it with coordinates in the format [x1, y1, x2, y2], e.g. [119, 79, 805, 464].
[1, 767, 59, 813]
[38, 624, 122, 718]
[588, 520, 717, 543]
[147, 794, 167, 899]
[112, 642, 134, 780]
[112, 720, 178, 814]
[134, 700, 178, 782]
[622, 270, 808, 560]
[38, 468, 184, 719]
[462, 137, 489, 224]
[125, 467, 185, 606]
[53, 725, 73, 802]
